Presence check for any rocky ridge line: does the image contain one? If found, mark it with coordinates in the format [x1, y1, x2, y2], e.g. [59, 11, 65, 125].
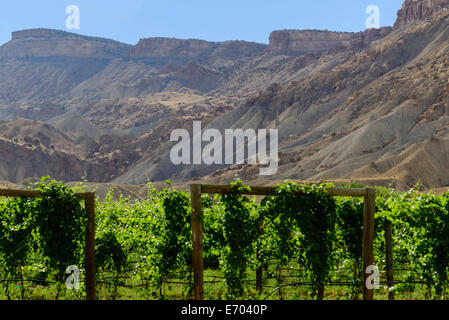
[395, 0, 449, 28]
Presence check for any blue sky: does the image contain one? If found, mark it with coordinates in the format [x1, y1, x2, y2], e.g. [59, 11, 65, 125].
[0, 0, 405, 45]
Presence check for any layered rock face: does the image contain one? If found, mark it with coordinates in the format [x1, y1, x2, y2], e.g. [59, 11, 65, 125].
[395, 0, 449, 28]
[268, 28, 392, 54]
[124, 37, 218, 60]
[269, 30, 354, 54]
[123, 37, 266, 65]
[0, 28, 131, 59]
[356, 28, 394, 46]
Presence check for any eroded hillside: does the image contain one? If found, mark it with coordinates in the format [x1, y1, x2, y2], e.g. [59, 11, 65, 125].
[1, 0, 449, 190]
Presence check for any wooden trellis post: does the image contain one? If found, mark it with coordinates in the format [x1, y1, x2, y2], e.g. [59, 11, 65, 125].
[83, 192, 96, 301]
[362, 188, 376, 300]
[190, 184, 204, 300]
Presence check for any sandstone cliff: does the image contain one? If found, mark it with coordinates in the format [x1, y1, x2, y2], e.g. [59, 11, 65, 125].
[0, 28, 131, 59]
[268, 28, 392, 55]
[124, 37, 217, 60]
[395, 0, 449, 28]
[123, 37, 266, 65]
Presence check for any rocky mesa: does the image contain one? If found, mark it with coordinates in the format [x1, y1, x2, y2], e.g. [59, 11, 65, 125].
[0, 28, 131, 59]
[123, 37, 267, 66]
[4, 0, 449, 191]
[268, 28, 392, 54]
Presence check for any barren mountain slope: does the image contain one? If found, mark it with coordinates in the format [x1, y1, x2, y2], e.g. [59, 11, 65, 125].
[0, 27, 368, 183]
[115, 5, 449, 189]
[2, 0, 449, 189]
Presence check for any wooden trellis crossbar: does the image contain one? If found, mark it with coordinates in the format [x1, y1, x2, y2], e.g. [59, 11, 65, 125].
[190, 184, 376, 300]
[0, 189, 96, 300]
